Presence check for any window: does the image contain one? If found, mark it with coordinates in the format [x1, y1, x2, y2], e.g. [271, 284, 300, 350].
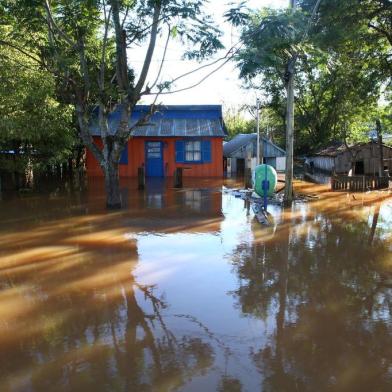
[185, 141, 201, 162]
[146, 142, 162, 158]
[175, 140, 211, 163]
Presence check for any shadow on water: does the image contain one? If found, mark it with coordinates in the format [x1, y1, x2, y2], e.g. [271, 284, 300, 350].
[0, 177, 392, 391]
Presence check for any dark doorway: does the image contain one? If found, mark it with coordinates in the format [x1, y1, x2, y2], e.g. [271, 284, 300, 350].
[237, 158, 245, 175]
[354, 160, 364, 175]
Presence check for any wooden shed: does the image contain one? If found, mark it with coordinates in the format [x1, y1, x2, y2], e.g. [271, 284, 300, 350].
[86, 105, 227, 178]
[223, 133, 286, 175]
[306, 141, 392, 175]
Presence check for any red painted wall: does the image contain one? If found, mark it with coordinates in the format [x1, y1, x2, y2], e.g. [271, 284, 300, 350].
[86, 137, 224, 177]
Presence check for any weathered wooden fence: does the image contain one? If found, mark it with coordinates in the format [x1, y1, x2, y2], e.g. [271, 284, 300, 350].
[331, 175, 389, 191]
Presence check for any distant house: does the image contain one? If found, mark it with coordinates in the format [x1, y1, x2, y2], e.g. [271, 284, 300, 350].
[223, 133, 286, 174]
[86, 105, 227, 178]
[306, 141, 392, 175]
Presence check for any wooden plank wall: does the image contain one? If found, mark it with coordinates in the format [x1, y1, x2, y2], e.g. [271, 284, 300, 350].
[86, 136, 224, 177]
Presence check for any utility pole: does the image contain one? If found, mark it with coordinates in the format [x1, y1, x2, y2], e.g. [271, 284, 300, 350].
[256, 98, 261, 165]
[283, 0, 296, 205]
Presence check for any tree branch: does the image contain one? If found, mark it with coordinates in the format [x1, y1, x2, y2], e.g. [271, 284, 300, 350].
[111, 0, 130, 93]
[77, 33, 91, 101]
[0, 40, 43, 66]
[144, 44, 240, 96]
[134, 3, 161, 97]
[99, 3, 112, 92]
[149, 23, 171, 91]
[0, 39, 76, 84]
[151, 55, 234, 96]
[76, 103, 104, 163]
[44, 0, 76, 48]
[369, 23, 392, 46]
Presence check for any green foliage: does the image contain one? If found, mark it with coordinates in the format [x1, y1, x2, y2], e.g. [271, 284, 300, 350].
[224, 107, 255, 139]
[0, 32, 75, 171]
[0, 0, 224, 108]
[234, 0, 391, 154]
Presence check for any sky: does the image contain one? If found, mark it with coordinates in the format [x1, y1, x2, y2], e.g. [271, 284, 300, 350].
[132, 0, 288, 111]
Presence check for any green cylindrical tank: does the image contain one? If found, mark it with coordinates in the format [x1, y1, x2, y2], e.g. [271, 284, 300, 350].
[253, 164, 277, 197]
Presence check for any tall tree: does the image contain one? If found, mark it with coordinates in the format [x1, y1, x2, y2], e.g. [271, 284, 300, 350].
[235, 0, 390, 197]
[235, 0, 323, 204]
[284, 0, 297, 204]
[0, 30, 74, 186]
[0, 0, 225, 207]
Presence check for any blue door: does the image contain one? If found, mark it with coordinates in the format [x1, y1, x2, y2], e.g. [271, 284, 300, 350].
[145, 141, 164, 177]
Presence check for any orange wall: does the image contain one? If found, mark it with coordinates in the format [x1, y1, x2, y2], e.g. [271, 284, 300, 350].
[86, 137, 224, 177]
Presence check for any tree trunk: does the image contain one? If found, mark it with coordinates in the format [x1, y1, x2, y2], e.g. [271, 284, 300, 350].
[103, 160, 121, 209]
[376, 119, 384, 177]
[284, 0, 296, 206]
[284, 70, 295, 205]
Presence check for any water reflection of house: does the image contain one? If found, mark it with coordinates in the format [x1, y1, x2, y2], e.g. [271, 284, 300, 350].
[87, 105, 227, 178]
[306, 142, 392, 175]
[138, 183, 224, 233]
[86, 178, 223, 233]
[223, 134, 286, 175]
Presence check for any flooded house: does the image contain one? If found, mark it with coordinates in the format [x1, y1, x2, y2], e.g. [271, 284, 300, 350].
[87, 105, 227, 178]
[223, 133, 286, 175]
[306, 141, 392, 175]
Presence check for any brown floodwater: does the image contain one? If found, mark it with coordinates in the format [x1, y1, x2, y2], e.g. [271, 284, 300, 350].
[0, 177, 392, 392]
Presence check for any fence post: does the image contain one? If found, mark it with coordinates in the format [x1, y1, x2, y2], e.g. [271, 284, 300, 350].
[245, 168, 252, 189]
[138, 167, 145, 190]
[174, 167, 183, 188]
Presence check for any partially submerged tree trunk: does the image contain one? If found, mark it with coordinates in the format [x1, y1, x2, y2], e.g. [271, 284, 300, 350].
[77, 105, 128, 209]
[376, 119, 384, 177]
[282, 0, 322, 205]
[283, 0, 297, 206]
[284, 65, 295, 205]
[103, 160, 121, 209]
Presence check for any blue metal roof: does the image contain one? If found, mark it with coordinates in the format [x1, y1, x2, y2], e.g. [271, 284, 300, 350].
[223, 133, 286, 158]
[90, 105, 227, 137]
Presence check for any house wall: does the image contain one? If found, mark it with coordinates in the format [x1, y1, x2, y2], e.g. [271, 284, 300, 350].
[308, 144, 392, 174]
[227, 139, 285, 172]
[334, 144, 392, 174]
[276, 157, 286, 172]
[307, 156, 336, 173]
[86, 136, 223, 177]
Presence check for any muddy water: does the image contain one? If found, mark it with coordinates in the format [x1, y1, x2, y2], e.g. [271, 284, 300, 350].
[0, 178, 392, 392]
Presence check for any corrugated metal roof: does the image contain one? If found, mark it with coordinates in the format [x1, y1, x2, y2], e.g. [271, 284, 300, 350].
[223, 133, 286, 157]
[89, 105, 226, 137]
[311, 141, 392, 157]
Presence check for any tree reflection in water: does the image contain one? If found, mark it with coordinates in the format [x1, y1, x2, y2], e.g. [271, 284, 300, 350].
[2, 179, 392, 391]
[0, 236, 215, 392]
[230, 202, 392, 391]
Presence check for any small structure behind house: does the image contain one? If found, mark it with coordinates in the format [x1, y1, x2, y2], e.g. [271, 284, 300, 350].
[223, 133, 286, 175]
[306, 141, 392, 175]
